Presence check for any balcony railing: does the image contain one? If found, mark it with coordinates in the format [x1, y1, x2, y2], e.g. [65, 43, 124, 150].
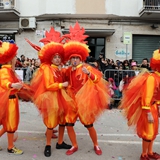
[139, 0, 160, 18]
[143, 0, 160, 9]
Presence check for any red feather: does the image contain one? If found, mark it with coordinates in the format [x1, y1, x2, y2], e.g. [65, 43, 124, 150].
[40, 27, 63, 44]
[63, 21, 88, 43]
[25, 38, 41, 51]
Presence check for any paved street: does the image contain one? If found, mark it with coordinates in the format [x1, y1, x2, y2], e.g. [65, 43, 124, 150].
[0, 101, 160, 160]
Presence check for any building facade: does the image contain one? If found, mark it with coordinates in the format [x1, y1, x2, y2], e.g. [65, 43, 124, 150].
[0, 0, 160, 63]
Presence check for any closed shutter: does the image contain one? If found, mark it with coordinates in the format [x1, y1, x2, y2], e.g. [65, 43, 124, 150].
[132, 35, 160, 63]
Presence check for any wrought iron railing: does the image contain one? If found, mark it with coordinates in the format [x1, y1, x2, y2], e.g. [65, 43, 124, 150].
[143, 0, 160, 9]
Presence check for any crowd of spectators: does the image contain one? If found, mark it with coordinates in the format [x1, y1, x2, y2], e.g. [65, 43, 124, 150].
[87, 53, 151, 73]
[15, 55, 40, 83]
[87, 53, 151, 85]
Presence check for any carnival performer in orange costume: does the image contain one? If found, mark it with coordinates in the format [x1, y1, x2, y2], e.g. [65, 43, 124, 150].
[0, 41, 33, 155]
[26, 27, 73, 157]
[119, 49, 160, 160]
[62, 22, 111, 156]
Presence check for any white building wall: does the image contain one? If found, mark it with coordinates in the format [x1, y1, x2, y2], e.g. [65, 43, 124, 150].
[17, 0, 141, 17]
[18, 0, 42, 16]
[106, 0, 141, 16]
[18, 0, 76, 16]
[46, 0, 75, 14]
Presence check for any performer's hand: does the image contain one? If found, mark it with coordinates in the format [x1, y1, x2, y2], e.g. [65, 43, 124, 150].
[62, 81, 68, 87]
[11, 82, 23, 90]
[82, 66, 90, 75]
[147, 112, 154, 123]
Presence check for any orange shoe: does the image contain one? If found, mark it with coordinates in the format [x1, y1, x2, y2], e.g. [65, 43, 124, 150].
[94, 146, 102, 155]
[66, 146, 78, 155]
[148, 152, 160, 159]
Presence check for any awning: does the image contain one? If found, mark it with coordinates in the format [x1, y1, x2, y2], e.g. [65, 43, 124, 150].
[0, 28, 18, 34]
[62, 29, 115, 37]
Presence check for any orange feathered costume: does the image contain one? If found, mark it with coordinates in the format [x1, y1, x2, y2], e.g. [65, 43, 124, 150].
[119, 49, 160, 141]
[26, 27, 75, 128]
[65, 63, 110, 125]
[63, 22, 111, 125]
[0, 41, 33, 132]
[31, 63, 75, 127]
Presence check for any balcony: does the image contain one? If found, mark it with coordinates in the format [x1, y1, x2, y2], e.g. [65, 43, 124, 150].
[0, 0, 20, 21]
[139, 0, 160, 21]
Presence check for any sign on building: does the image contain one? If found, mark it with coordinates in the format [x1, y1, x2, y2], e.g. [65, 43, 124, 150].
[123, 32, 132, 44]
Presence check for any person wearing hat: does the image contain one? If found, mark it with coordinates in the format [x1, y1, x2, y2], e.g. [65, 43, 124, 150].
[63, 22, 111, 156]
[0, 41, 33, 155]
[119, 49, 160, 160]
[26, 27, 73, 157]
[130, 61, 140, 76]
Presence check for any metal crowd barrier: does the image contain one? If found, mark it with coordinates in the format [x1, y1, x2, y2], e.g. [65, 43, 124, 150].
[103, 69, 139, 84]
[103, 69, 141, 108]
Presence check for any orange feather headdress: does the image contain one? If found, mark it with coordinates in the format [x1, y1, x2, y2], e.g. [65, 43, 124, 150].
[0, 41, 18, 64]
[63, 21, 90, 61]
[150, 49, 160, 72]
[26, 27, 64, 64]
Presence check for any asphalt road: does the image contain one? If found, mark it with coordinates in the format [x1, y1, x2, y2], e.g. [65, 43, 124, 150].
[0, 101, 160, 160]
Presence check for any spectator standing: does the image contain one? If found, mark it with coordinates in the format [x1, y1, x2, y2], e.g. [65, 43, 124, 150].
[97, 52, 105, 72]
[15, 57, 23, 68]
[131, 62, 139, 76]
[34, 59, 41, 71]
[122, 60, 130, 70]
[24, 61, 33, 83]
[20, 55, 25, 64]
[140, 58, 151, 71]
[87, 57, 100, 70]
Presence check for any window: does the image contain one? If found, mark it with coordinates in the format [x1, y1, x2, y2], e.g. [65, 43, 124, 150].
[87, 37, 105, 59]
[0, 34, 15, 42]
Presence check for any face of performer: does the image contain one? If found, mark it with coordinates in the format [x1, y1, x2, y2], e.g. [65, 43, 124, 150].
[70, 56, 81, 67]
[51, 54, 61, 66]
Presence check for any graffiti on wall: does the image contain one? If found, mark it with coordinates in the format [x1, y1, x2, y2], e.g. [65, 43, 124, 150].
[115, 49, 130, 58]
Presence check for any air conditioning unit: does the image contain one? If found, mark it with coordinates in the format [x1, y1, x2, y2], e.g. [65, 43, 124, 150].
[19, 17, 36, 29]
